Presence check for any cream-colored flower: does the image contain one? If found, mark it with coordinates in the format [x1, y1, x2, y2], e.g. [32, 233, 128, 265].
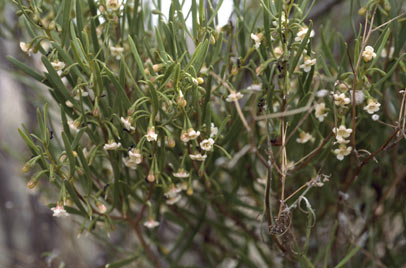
[173, 168, 190, 178]
[334, 144, 352, 161]
[51, 60, 65, 71]
[295, 27, 315, 42]
[200, 138, 214, 151]
[104, 141, 121, 151]
[145, 126, 158, 142]
[165, 185, 182, 199]
[68, 120, 80, 132]
[128, 148, 142, 163]
[210, 123, 218, 138]
[106, 0, 120, 10]
[20, 42, 33, 56]
[123, 157, 139, 169]
[251, 33, 262, 49]
[187, 128, 200, 140]
[337, 83, 350, 92]
[177, 91, 187, 108]
[299, 58, 316, 73]
[144, 218, 160, 229]
[272, 13, 289, 28]
[333, 125, 352, 144]
[246, 84, 262, 91]
[274, 46, 284, 58]
[334, 93, 350, 107]
[110, 45, 124, 60]
[73, 89, 89, 100]
[166, 195, 181, 205]
[296, 132, 315, 144]
[363, 99, 381, 114]
[121, 116, 135, 131]
[226, 91, 244, 102]
[51, 205, 69, 217]
[189, 153, 207, 161]
[180, 130, 190, 143]
[381, 46, 394, 59]
[362, 46, 376, 62]
[314, 102, 328, 122]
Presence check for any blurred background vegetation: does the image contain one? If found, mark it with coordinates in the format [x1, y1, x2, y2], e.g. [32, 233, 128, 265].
[0, 0, 405, 267]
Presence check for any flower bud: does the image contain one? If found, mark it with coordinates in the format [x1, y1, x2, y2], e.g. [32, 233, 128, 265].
[152, 64, 162, 72]
[147, 171, 155, 182]
[167, 136, 176, 148]
[197, 77, 204, 85]
[358, 7, 366, 16]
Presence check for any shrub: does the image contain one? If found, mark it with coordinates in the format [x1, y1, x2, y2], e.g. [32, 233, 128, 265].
[9, 0, 406, 266]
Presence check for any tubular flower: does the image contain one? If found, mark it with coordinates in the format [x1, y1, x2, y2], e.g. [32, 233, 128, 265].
[145, 126, 158, 142]
[334, 144, 352, 161]
[104, 141, 121, 151]
[362, 46, 376, 62]
[299, 58, 316, 73]
[173, 169, 190, 178]
[121, 116, 135, 132]
[363, 99, 381, 114]
[332, 125, 352, 144]
[226, 91, 244, 102]
[314, 102, 328, 122]
[296, 132, 315, 144]
[295, 27, 315, 42]
[200, 138, 214, 151]
[333, 93, 350, 107]
[51, 205, 69, 217]
[144, 219, 160, 229]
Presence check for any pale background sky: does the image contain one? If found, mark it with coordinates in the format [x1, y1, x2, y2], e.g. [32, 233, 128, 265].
[152, 0, 233, 27]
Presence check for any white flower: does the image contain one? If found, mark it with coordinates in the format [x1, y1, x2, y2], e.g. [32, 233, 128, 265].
[251, 33, 262, 49]
[144, 219, 160, 229]
[363, 99, 381, 114]
[173, 169, 190, 178]
[381, 46, 394, 59]
[337, 83, 350, 92]
[372, 114, 380, 121]
[333, 125, 352, 144]
[295, 27, 315, 42]
[246, 84, 262, 91]
[314, 102, 328, 122]
[296, 132, 315, 144]
[226, 91, 244, 102]
[299, 58, 316, 73]
[68, 120, 80, 132]
[210, 123, 218, 138]
[123, 157, 139, 169]
[128, 148, 142, 163]
[350, 90, 365, 105]
[334, 144, 352, 161]
[110, 45, 124, 60]
[166, 195, 182, 205]
[51, 205, 69, 217]
[334, 93, 350, 107]
[73, 89, 89, 100]
[20, 42, 33, 56]
[65, 100, 74, 107]
[316, 89, 329, 98]
[274, 46, 284, 58]
[103, 141, 121, 151]
[200, 138, 214, 151]
[272, 13, 289, 28]
[121, 116, 135, 131]
[165, 185, 182, 199]
[106, 0, 120, 10]
[180, 128, 200, 142]
[189, 153, 207, 161]
[362, 46, 376, 62]
[51, 60, 65, 71]
[187, 128, 200, 140]
[145, 126, 158, 142]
